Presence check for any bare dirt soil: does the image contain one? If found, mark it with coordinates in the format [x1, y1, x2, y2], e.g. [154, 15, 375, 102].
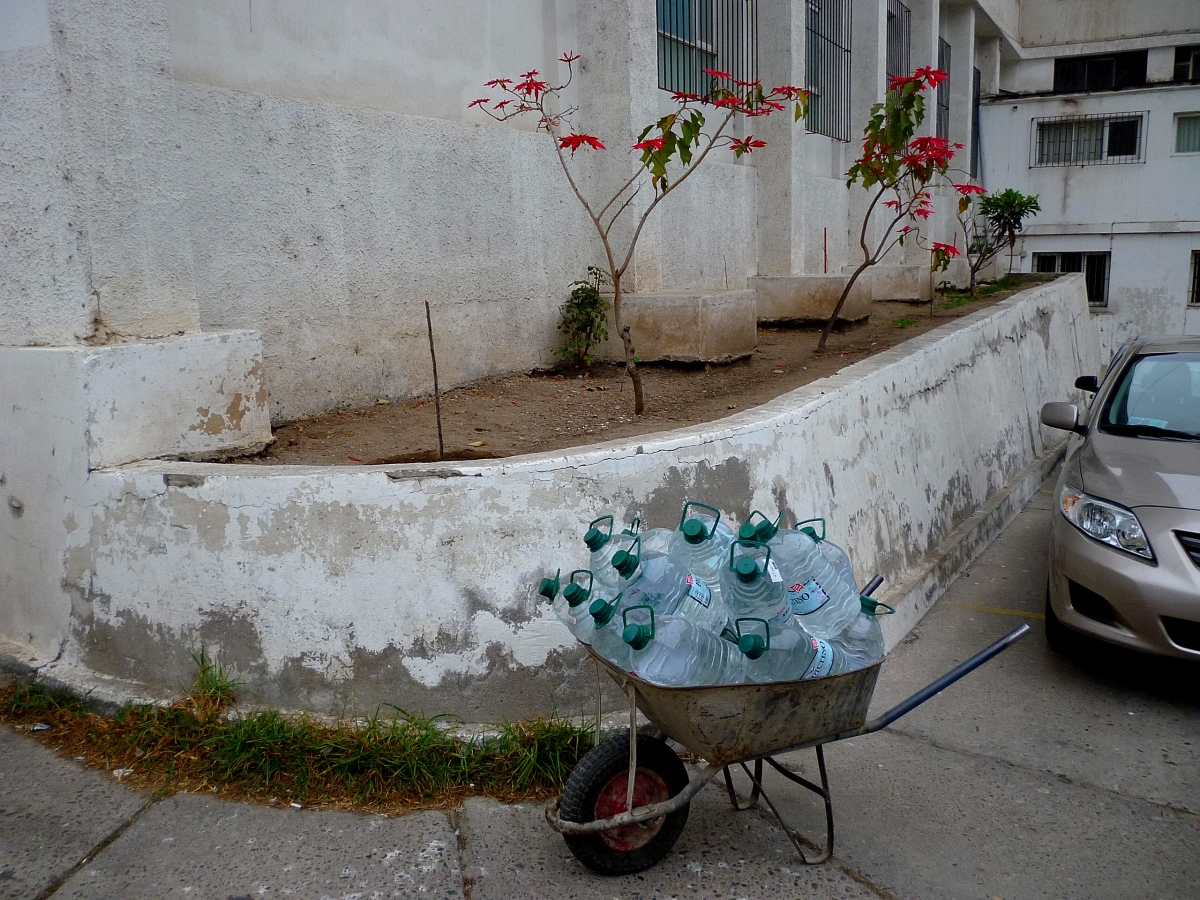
[237, 276, 1052, 466]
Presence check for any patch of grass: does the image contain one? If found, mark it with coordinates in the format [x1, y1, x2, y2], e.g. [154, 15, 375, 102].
[892, 315, 919, 328]
[0, 667, 594, 814]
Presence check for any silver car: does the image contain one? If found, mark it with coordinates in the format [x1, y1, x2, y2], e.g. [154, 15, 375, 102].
[1040, 335, 1200, 659]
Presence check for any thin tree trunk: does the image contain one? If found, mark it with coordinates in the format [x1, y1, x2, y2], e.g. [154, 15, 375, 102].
[612, 275, 644, 415]
[424, 299, 444, 461]
[969, 264, 979, 299]
[817, 259, 872, 352]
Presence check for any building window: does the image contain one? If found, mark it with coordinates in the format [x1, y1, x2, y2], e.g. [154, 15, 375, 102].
[885, 0, 911, 82]
[970, 66, 982, 178]
[1176, 113, 1200, 154]
[1053, 50, 1147, 93]
[657, 1, 758, 96]
[1034, 252, 1111, 307]
[1190, 251, 1200, 307]
[805, 0, 852, 141]
[1175, 45, 1200, 82]
[936, 38, 951, 140]
[1031, 113, 1147, 167]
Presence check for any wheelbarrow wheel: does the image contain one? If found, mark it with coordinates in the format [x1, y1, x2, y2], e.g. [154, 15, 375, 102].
[559, 730, 690, 875]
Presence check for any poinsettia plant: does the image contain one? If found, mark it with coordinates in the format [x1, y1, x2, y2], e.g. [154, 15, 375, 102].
[472, 55, 807, 414]
[817, 67, 962, 351]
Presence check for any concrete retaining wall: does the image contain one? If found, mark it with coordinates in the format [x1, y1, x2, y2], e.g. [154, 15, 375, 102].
[2, 278, 1098, 720]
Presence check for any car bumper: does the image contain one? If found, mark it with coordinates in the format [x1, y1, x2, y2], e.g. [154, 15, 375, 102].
[1049, 504, 1200, 659]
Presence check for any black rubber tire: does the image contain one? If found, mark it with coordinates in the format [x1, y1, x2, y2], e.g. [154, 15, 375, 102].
[559, 730, 690, 875]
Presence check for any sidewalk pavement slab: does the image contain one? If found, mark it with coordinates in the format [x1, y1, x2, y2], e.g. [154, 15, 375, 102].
[52, 793, 460, 899]
[0, 726, 148, 900]
[457, 793, 879, 900]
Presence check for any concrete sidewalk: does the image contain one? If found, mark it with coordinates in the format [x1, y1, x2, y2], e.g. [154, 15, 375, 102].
[3, 481, 1198, 899]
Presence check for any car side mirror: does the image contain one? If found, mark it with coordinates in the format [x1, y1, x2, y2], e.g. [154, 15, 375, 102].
[1040, 402, 1084, 434]
[1074, 375, 1099, 393]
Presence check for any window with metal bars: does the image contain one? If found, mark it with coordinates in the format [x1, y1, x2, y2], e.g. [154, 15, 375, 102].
[885, 0, 911, 82]
[805, 0, 852, 141]
[656, 0, 758, 97]
[1030, 113, 1147, 167]
[1189, 251, 1200, 307]
[970, 67, 981, 178]
[936, 38, 951, 140]
[1033, 252, 1111, 307]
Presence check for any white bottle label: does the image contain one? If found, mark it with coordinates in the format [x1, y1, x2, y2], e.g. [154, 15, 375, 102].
[766, 559, 783, 582]
[788, 579, 830, 616]
[685, 574, 712, 608]
[801, 637, 835, 679]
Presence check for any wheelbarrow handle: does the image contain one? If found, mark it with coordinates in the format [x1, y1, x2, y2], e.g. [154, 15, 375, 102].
[828, 623, 1030, 744]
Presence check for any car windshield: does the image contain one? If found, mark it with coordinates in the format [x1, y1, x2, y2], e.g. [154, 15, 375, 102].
[1100, 351, 1200, 440]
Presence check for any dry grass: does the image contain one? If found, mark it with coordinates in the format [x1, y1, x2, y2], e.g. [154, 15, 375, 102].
[0, 655, 593, 815]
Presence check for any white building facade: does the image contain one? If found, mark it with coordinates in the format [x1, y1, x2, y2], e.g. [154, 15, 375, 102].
[979, 1, 1200, 358]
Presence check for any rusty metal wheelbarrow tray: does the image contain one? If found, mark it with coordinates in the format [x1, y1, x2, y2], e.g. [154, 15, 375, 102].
[545, 623, 1029, 867]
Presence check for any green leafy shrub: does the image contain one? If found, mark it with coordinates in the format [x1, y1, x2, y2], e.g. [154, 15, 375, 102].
[556, 266, 611, 367]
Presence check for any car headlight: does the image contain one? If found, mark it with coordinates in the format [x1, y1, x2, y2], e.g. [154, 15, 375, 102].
[1059, 483, 1153, 559]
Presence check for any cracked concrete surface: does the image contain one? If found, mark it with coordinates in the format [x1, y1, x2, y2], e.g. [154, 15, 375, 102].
[3, 482, 1196, 898]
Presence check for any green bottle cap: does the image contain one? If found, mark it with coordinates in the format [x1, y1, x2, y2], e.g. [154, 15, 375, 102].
[612, 547, 639, 577]
[738, 633, 767, 660]
[584, 527, 610, 552]
[737, 521, 758, 541]
[537, 571, 560, 600]
[622, 622, 653, 650]
[734, 555, 760, 583]
[590, 597, 617, 626]
[801, 525, 822, 543]
[682, 518, 708, 545]
[563, 582, 589, 607]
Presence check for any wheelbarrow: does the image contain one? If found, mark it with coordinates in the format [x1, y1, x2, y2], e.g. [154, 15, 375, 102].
[544, 592, 1029, 875]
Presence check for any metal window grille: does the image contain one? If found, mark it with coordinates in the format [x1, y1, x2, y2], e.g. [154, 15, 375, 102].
[1030, 113, 1148, 167]
[1175, 45, 1200, 82]
[1177, 113, 1200, 153]
[970, 66, 982, 178]
[936, 38, 951, 140]
[1033, 252, 1111, 307]
[805, 0, 853, 141]
[885, 0, 911, 82]
[657, 0, 758, 97]
[1189, 251, 1200, 307]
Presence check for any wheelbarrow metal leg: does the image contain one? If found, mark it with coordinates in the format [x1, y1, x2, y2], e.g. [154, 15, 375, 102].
[722, 758, 762, 810]
[737, 747, 834, 865]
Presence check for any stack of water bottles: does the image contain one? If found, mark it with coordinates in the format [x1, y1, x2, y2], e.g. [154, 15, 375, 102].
[537, 502, 890, 688]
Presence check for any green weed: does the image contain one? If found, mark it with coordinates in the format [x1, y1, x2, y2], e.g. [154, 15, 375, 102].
[893, 316, 919, 328]
[0, 661, 594, 813]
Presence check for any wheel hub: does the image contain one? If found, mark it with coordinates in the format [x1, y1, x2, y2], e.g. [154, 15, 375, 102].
[593, 768, 669, 850]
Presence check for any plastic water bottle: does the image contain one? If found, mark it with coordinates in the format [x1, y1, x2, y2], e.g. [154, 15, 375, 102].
[667, 502, 736, 600]
[796, 518, 857, 590]
[719, 540, 789, 623]
[612, 538, 728, 635]
[538, 570, 595, 643]
[622, 606, 746, 687]
[768, 525, 860, 639]
[587, 594, 633, 671]
[734, 618, 846, 682]
[829, 595, 889, 672]
[583, 515, 639, 597]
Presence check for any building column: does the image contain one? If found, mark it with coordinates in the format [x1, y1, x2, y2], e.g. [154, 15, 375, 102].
[755, 0, 803, 275]
[909, 0, 940, 137]
[943, 5, 976, 163]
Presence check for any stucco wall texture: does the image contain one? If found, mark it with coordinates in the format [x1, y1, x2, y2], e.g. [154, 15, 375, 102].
[7, 278, 1097, 721]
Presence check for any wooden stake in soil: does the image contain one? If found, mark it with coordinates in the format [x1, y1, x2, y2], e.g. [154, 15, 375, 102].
[424, 299, 444, 461]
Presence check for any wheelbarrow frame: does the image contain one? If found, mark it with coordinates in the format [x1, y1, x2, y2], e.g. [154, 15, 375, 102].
[545, 622, 1029, 865]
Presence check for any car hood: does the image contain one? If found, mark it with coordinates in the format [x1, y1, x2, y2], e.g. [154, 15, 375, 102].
[1079, 431, 1200, 511]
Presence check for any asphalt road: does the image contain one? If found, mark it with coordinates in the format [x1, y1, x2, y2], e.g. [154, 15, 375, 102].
[2, 480, 1197, 899]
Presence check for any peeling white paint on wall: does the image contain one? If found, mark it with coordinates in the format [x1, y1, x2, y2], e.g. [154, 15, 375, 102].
[0, 279, 1099, 720]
